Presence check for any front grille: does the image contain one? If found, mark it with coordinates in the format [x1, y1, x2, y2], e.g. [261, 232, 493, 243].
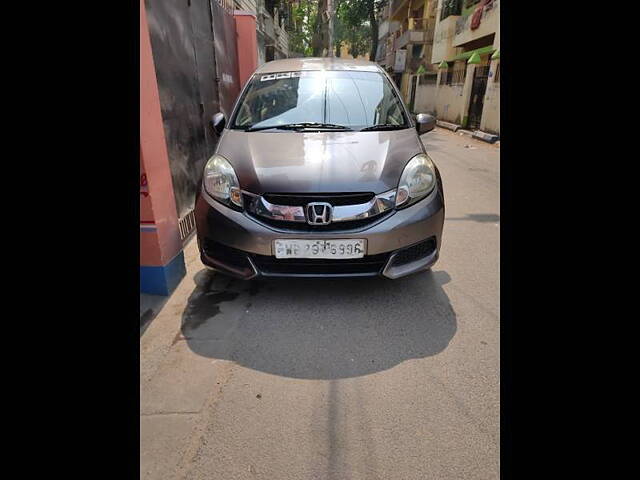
[251, 252, 390, 276]
[262, 192, 374, 206]
[203, 239, 252, 270]
[390, 237, 437, 267]
[244, 191, 392, 232]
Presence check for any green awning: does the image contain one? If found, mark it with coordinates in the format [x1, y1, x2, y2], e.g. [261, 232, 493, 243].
[438, 60, 449, 69]
[467, 51, 481, 64]
[451, 45, 496, 62]
[491, 49, 500, 60]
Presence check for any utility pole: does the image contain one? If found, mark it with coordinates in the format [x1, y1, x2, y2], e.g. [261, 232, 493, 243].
[327, 0, 334, 57]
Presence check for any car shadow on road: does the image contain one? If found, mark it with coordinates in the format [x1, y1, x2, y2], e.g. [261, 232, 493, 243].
[178, 268, 456, 380]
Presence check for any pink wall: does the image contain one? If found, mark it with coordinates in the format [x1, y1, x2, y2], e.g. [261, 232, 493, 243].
[140, 0, 182, 268]
[234, 12, 258, 89]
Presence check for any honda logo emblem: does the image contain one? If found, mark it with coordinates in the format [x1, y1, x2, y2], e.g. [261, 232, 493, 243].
[307, 202, 332, 225]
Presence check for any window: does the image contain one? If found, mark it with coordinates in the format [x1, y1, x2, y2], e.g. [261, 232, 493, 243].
[494, 62, 500, 83]
[231, 71, 409, 130]
[440, 0, 462, 21]
[422, 74, 438, 85]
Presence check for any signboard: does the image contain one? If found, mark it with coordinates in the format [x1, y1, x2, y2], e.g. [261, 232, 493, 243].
[394, 49, 407, 72]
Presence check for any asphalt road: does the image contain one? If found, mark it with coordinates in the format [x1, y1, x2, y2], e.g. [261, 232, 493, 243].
[140, 127, 500, 480]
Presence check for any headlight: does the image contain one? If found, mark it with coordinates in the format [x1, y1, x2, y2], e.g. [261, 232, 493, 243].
[395, 153, 437, 208]
[203, 154, 243, 208]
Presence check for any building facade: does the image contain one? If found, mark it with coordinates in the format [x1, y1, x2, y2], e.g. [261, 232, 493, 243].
[431, 0, 500, 134]
[377, 0, 439, 113]
[234, 0, 289, 64]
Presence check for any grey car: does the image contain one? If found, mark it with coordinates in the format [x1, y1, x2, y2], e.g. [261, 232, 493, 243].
[194, 58, 444, 279]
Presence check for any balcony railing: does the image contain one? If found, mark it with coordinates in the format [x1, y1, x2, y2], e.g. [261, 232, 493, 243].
[397, 29, 433, 49]
[395, 17, 434, 49]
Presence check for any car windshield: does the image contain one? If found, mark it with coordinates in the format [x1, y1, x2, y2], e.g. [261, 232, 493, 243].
[230, 70, 409, 131]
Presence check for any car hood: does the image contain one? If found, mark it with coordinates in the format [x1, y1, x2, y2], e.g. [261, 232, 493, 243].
[215, 128, 424, 195]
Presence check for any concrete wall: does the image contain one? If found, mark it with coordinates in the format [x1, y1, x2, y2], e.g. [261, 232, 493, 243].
[434, 78, 465, 124]
[140, 0, 186, 295]
[480, 58, 499, 135]
[431, 12, 458, 64]
[435, 60, 499, 134]
[414, 75, 437, 114]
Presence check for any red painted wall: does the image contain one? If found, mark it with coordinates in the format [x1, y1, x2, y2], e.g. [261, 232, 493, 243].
[234, 12, 258, 88]
[140, 0, 183, 267]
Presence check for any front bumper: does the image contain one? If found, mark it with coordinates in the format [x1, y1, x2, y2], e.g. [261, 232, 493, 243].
[194, 186, 444, 279]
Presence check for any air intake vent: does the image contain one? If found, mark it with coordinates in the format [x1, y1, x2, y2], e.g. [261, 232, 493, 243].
[391, 237, 437, 266]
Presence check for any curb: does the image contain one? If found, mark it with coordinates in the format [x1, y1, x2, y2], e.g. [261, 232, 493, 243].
[436, 120, 460, 132]
[472, 130, 500, 144]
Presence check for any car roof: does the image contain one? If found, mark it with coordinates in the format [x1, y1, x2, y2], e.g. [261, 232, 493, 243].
[254, 57, 383, 74]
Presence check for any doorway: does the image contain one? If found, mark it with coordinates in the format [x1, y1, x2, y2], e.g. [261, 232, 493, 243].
[467, 63, 490, 130]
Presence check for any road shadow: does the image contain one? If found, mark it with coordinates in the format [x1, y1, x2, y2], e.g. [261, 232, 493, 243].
[140, 293, 170, 337]
[178, 268, 456, 380]
[446, 213, 500, 223]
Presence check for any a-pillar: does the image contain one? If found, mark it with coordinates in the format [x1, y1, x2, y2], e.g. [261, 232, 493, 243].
[139, 0, 186, 295]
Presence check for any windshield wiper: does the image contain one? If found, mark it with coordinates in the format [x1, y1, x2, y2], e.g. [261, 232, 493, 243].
[360, 124, 409, 131]
[246, 122, 353, 132]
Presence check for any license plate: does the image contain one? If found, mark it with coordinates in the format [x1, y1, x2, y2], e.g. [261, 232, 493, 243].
[274, 239, 366, 259]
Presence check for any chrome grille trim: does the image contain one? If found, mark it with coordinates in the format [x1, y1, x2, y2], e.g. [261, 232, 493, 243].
[243, 190, 397, 224]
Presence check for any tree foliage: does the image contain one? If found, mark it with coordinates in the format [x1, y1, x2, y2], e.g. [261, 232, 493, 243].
[287, 0, 388, 59]
[288, 1, 319, 56]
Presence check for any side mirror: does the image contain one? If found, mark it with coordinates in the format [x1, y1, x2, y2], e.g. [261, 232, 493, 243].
[415, 113, 436, 135]
[211, 112, 226, 135]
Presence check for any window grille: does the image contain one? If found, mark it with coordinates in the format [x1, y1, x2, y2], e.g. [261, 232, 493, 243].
[440, 0, 462, 21]
[451, 61, 467, 85]
[439, 62, 454, 85]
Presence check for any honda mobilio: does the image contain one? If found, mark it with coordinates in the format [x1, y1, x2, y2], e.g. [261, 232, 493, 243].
[195, 58, 444, 279]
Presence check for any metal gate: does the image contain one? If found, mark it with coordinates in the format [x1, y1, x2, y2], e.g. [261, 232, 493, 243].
[467, 64, 489, 130]
[211, 0, 240, 117]
[145, 0, 240, 224]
